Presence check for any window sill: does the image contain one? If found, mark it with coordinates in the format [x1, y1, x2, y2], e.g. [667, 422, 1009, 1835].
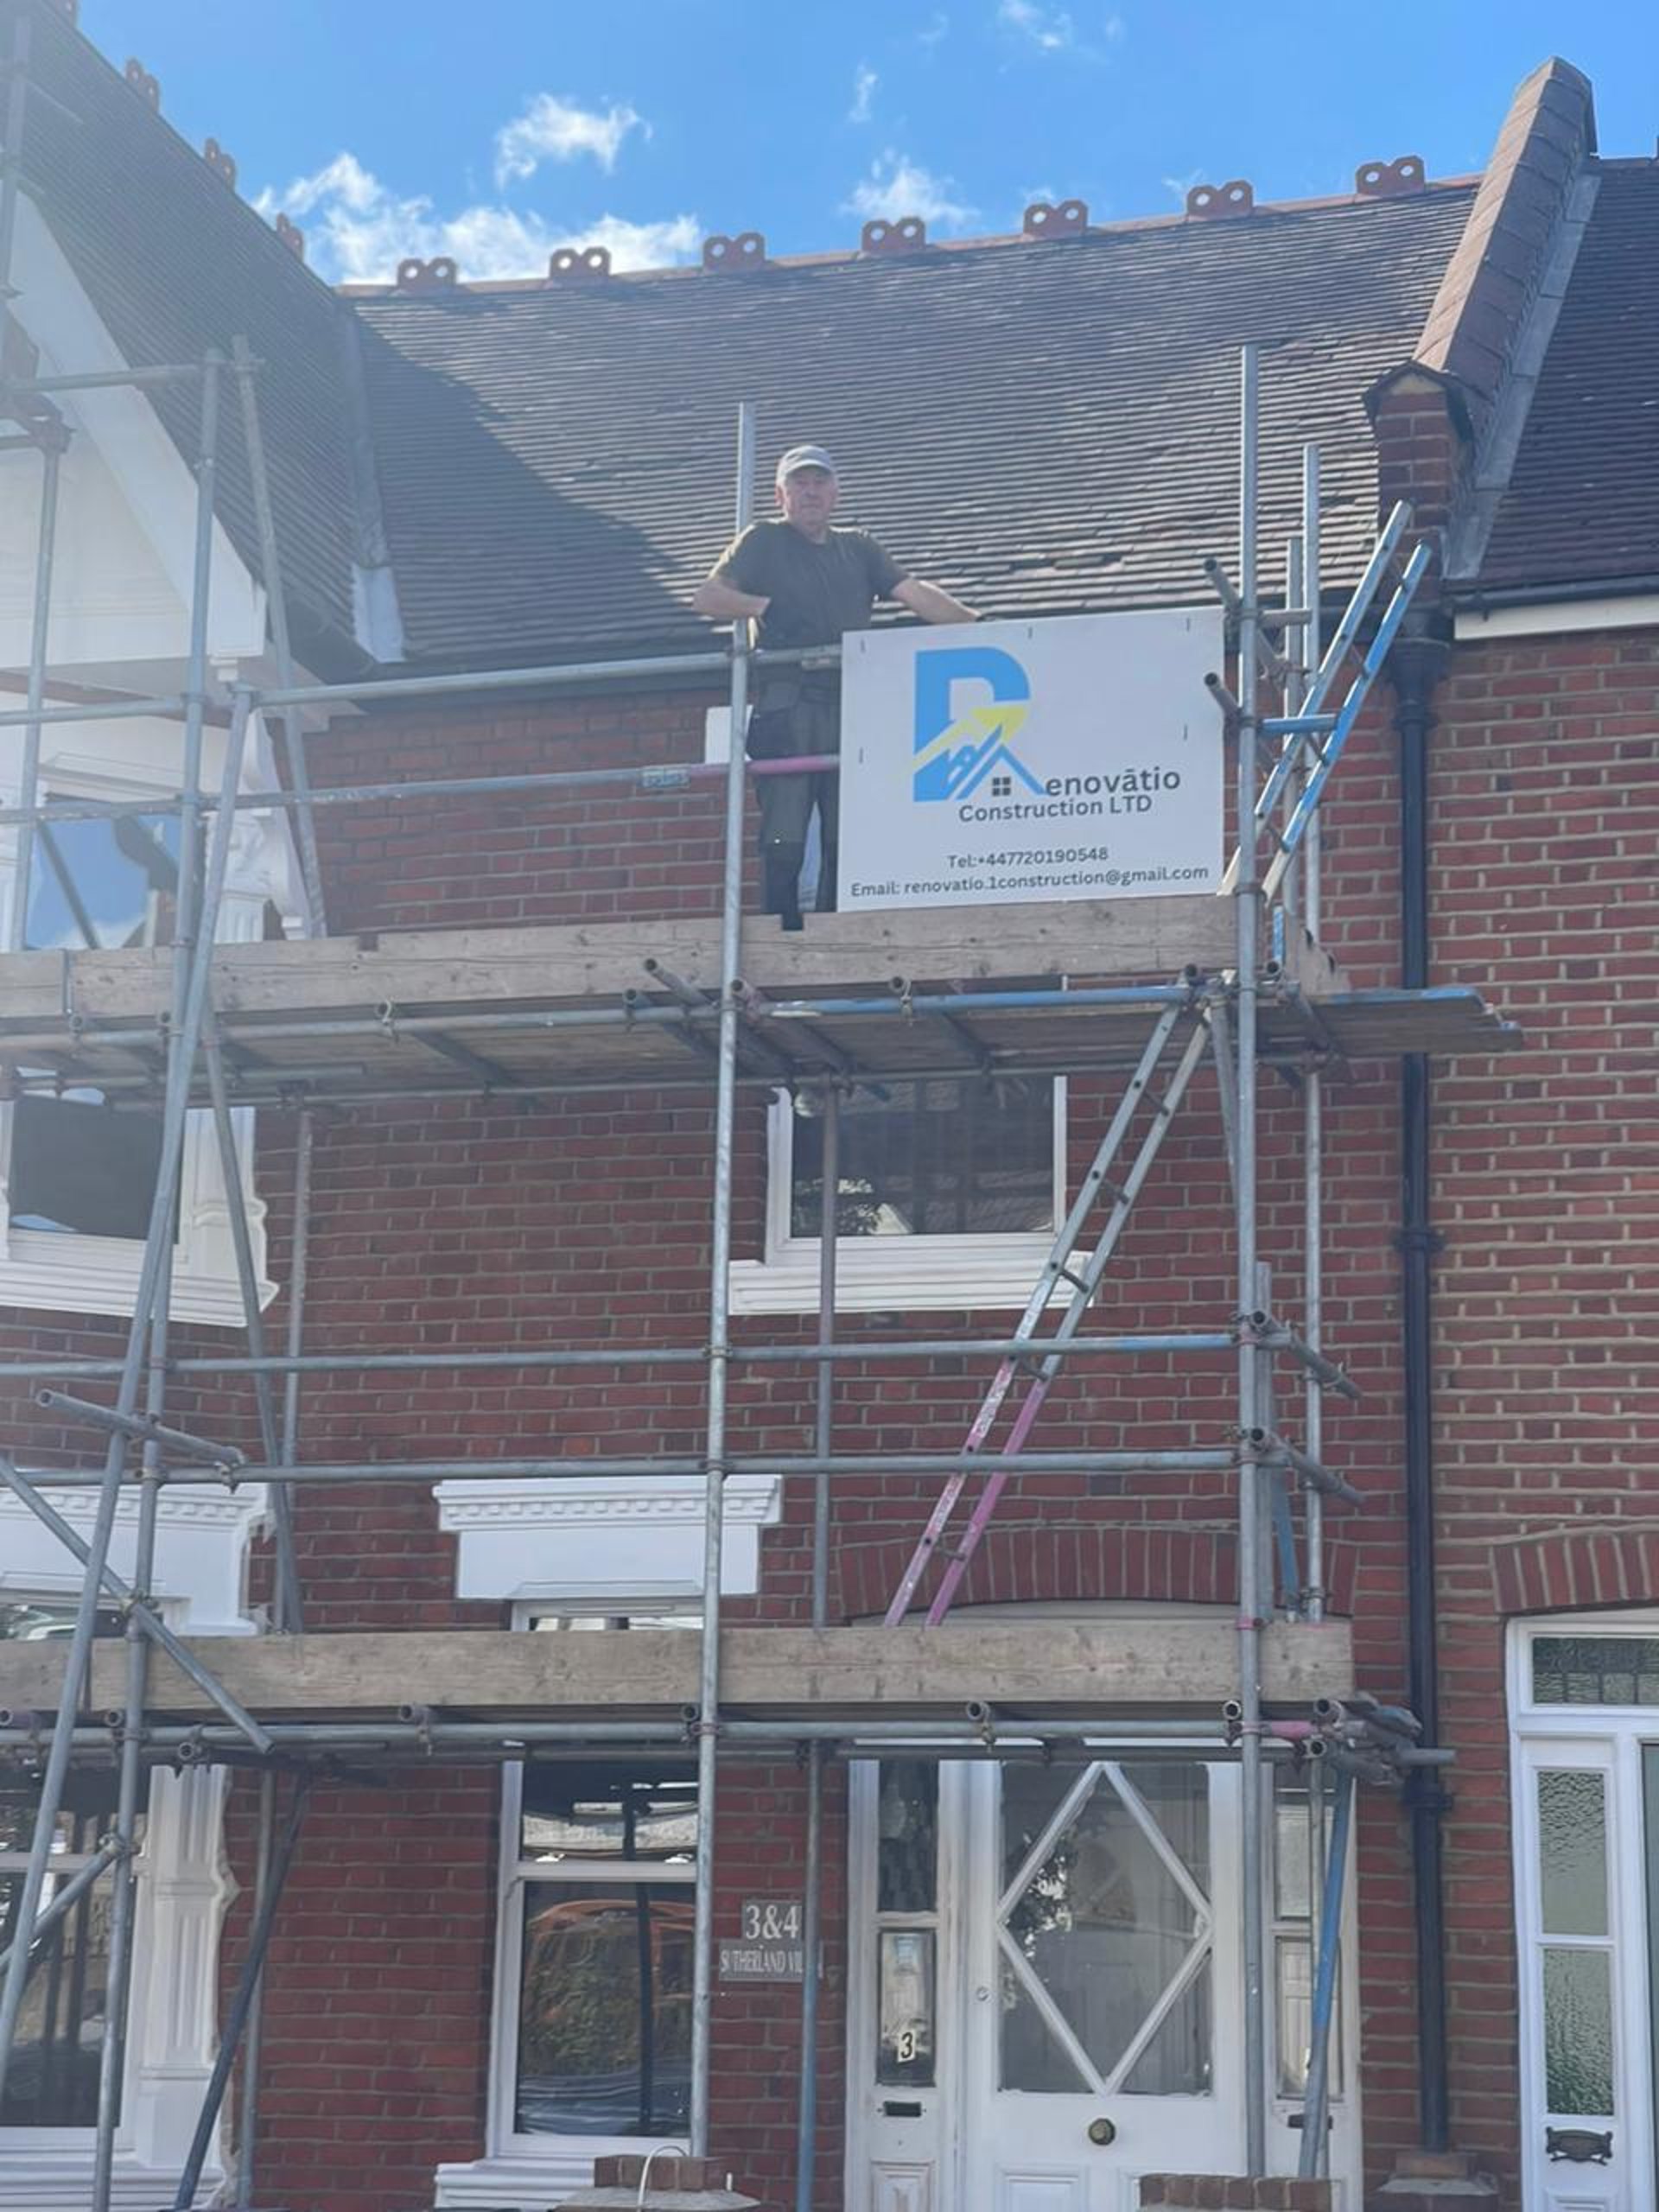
[0, 1237, 274, 1328]
[730, 1233, 1060, 1314]
[435, 2149, 640, 2209]
[0, 2142, 223, 2211]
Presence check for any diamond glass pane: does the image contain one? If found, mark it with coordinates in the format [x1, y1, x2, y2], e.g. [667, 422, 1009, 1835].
[998, 1956, 1090, 2093]
[1001, 1764, 1209, 2091]
[1538, 1770, 1608, 1937]
[1543, 1948, 1615, 2116]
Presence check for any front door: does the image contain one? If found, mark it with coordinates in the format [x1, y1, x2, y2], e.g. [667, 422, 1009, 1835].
[851, 1749, 1362, 2210]
[964, 1757, 1243, 2210]
[1513, 1621, 1659, 2211]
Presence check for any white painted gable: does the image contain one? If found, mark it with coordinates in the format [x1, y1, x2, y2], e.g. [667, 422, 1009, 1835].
[0, 194, 263, 673]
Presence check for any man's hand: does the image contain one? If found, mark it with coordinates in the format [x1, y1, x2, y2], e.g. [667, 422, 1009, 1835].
[893, 577, 980, 625]
[692, 578, 772, 623]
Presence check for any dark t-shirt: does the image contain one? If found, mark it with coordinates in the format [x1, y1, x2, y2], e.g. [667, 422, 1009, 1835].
[711, 521, 906, 653]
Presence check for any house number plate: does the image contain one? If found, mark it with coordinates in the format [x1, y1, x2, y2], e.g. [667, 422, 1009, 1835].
[719, 1897, 807, 1981]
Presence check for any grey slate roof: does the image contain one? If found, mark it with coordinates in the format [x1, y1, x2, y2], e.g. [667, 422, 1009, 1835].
[350, 187, 1476, 669]
[1477, 164, 1659, 595]
[1, 0, 366, 661]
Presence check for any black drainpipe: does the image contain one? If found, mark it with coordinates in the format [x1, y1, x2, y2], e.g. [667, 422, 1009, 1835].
[1391, 627, 1452, 2152]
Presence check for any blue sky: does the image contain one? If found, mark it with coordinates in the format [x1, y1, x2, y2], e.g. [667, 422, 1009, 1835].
[82, 2, 1659, 283]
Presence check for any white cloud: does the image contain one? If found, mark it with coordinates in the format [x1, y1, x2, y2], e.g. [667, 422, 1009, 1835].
[1161, 166, 1204, 207]
[916, 10, 950, 47]
[849, 62, 878, 124]
[258, 154, 698, 283]
[845, 150, 976, 232]
[999, 0, 1074, 51]
[493, 93, 646, 186]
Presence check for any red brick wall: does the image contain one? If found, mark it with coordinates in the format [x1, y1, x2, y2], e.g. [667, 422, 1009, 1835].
[1424, 624, 1659, 2203]
[3, 628, 1650, 2209]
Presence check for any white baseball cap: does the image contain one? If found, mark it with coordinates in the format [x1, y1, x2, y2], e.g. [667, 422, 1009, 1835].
[776, 443, 837, 484]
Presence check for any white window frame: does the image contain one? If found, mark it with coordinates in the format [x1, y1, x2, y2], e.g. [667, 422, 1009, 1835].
[436, 1607, 699, 2211]
[1509, 1611, 1659, 2211]
[0, 716, 285, 1326]
[711, 704, 1073, 1315]
[731, 1077, 1068, 1315]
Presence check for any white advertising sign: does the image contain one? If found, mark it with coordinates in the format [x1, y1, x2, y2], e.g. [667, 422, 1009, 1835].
[838, 610, 1224, 911]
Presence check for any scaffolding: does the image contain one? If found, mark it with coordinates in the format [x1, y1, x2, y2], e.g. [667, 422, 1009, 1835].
[0, 25, 1498, 2207]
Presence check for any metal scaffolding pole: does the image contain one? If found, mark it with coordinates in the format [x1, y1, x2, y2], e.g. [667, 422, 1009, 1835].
[1233, 343, 1269, 2178]
[0, 685, 251, 2118]
[795, 1084, 838, 2212]
[1300, 444, 1327, 1624]
[230, 336, 328, 938]
[688, 398, 755, 2158]
[4, 435, 64, 954]
[92, 351, 226, 2212]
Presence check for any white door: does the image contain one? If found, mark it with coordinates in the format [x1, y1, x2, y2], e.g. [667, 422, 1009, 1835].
[963, 1757, 1242, 2212]
[1513, 1620, 1659, 2211]
[850, 1750, 1361, 2212]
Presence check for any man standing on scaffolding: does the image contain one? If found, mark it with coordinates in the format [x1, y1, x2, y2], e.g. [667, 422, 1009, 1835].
[693, 443, 979, 929]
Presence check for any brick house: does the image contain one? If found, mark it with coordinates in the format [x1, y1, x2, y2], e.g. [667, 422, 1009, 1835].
[0, 9, 1655, 2212]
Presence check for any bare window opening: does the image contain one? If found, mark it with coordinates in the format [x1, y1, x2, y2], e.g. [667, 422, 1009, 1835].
[789, 1076, 1058, 1239]
[10, 804, 180, 1242]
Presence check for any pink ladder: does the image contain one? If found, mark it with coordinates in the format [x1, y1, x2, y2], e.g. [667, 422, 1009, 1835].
[883, 995, 1215, 1626]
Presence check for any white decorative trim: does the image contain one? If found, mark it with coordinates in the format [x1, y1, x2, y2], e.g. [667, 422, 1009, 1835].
[1452, 594, 1659, 640]
[434, 1474, 782, 1602]
[0, 1483, 269, 1637]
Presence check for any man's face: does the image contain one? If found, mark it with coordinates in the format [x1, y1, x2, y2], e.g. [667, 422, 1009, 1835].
[777, 465, 838, 537]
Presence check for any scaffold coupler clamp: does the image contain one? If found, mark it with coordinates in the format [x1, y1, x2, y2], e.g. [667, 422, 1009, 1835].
[683, 1702, 709, 1745]
[965, 1699, 996, 1746]
[398, 1702, 435, 1756]
[891, 975, 916, 1024]
[376, 997, 399, 1046]
[175, 1726, 209, 1765]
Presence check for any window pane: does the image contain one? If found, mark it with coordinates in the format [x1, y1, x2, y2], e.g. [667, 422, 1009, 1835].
[878, 1760, 938, 1914]
[1543, 1948, 1614, 2115]
[13, 804, 180, 1240]
[998, 1956, 1089, 2092]
[516, 1882, 690, 2135]
[0, 1871, 113, 2126]
[519, 1762, 696, 1862]
[790, 1077, 1055, 1239]
[24, 809, 179, 953]
[1532, 1637, 1659, 1707]
[1538, 1771, 1608, 1937]
[878, 1929, 936, 2087]
[1001, 1764, 1210, 2094]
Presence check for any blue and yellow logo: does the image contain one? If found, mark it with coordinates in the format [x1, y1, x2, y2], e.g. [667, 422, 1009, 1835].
[912, 645, 1045, 804]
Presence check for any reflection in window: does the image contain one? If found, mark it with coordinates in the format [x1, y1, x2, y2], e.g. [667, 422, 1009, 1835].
[508, 1749, 698, 2140]
[515, 1883, 691, 2137]
[10, 804, 181, 1241]
[877, 1761, 938, 1915]
[790, 1077, 1056, 1239]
